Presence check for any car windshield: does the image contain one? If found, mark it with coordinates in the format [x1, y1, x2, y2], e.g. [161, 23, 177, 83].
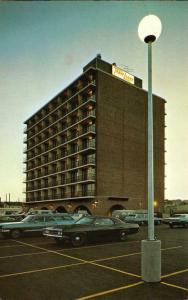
[22, 215, 42, 222]
[75, 217, 94, 225]
[21, 216, 32, 222]
[55, 215, 74, 221]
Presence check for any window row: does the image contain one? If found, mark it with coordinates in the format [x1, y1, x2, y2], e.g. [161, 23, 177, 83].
[26, 183, 95, 202]
[26, 154, 95, 181]
[26, 122, 96, 158]
[26, 138, 96, 171]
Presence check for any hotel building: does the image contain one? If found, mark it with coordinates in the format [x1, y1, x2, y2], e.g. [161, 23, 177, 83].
[23, 55, 165, 215]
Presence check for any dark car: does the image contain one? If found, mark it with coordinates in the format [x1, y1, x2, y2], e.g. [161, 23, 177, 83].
[43, 215, 139, 247]
[0, 214, 75, 239]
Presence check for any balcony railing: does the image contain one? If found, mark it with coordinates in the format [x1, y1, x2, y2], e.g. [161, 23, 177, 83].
[79, 140, 96, 151]
[26, 190, 95, 202]
[26, 174, 95, 191]
[25, 142, 95, 172]
[25, 95, 96, 150]
[25, 158, 95, 182]
[24, 78, 96, 134]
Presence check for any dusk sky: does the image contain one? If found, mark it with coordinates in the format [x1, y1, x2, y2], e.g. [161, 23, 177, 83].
[0, 1, 188, 202]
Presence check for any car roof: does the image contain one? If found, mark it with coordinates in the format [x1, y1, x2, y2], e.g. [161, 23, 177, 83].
[81, 215, 118, 220]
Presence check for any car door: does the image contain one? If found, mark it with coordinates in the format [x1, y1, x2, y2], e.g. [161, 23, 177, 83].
[22, 216, 46, 233]
[44, 216, 57, 228]
[93, 218, 116, 242]
[30, 216, 46, 232]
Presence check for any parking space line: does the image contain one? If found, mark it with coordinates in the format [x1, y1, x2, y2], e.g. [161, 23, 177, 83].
[0, 262, 86, 279]
[0, 245, 180, 262]
[0, 251, 47, 259]
[161, 281, 188, 292]
[87, 246, 183, 264]
[76, 281, 144, 300]
[92, 252, 141, 262]
[3, 240, 184, 282]
[12, 239, 87, 263]
[57, 240, 140, 251]
[0, 244, 25, 249]
[161, 246, 182, 251]
[89, 261, 141, 278]
[9, 240, 141, 279]
[161, 246, 183, 251]
[162, 268, 188, 279]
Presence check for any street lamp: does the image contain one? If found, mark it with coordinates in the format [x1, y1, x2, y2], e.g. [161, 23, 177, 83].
[138, 15, 162, 282]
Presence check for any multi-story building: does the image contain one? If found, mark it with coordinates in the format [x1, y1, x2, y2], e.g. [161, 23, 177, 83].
[23, 55, 166, 215]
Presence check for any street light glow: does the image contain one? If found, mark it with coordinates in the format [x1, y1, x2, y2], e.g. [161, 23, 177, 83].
[138, 15, 162, 43]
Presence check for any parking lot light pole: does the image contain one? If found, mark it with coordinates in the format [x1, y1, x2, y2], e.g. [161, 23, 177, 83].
[138, 15, 162, 282]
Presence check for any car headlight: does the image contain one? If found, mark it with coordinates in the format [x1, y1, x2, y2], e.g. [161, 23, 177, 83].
[57, 230, 63, 236]
[1, 229, 10, 232]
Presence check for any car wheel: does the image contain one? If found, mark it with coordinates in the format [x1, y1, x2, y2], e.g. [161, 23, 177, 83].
[54, 238, 64, 245]
[169, 224, 173, 228]
[71, 233, 86, 247]
[10, 229, 22, 239]
[120, 230, 127, 241]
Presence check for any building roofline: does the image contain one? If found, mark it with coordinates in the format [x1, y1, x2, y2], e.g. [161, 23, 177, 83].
[24, 57, 166, 124]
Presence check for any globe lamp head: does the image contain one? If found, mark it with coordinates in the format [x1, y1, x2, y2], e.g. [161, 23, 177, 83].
[138, 15, 162, 43]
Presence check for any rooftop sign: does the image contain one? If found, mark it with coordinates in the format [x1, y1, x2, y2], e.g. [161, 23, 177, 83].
[112, 65, 135, 85]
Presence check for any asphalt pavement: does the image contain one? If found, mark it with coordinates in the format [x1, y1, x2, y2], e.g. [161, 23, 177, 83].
[0, 225, 187, 300]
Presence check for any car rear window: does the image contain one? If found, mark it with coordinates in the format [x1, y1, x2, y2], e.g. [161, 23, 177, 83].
[76, 217, 94, 225]
[94, 218, 114, 226]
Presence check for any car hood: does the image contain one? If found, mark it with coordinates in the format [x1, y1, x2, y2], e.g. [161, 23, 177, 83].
[163, 217, 180, 221]
[0, 221, 24, 228]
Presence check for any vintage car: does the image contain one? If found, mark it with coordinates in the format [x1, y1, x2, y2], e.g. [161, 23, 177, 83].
[163, 214, 188, 228]
[43, 215, 139, 247]
[0, 214, 75, 239]
[121, 213, 162, 225]
[0, 214, 25, 224]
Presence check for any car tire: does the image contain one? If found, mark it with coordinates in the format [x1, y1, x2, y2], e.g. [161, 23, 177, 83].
[169, 224, 173, 228]
[71, 233, 86, 247]
[54, 238, 64, 245]
[10, 229, 22, 239]
[120, 230, 127, 241]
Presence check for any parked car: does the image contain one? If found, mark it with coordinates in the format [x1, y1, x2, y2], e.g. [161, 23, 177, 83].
[27, 209, 54, 215]
[43, 215, 139, 247]
[70, 213, 89, 221]
[163, 214, 188, 228]
[0, 214, 25, 224]
[0, 214, 75, 239]
[121, 213, 162, 225]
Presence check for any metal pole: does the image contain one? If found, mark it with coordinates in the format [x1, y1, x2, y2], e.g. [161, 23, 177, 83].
[147, 42, 155, 241]
[141, 41, 161, 282]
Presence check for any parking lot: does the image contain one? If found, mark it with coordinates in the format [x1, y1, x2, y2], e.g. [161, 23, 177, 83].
[0, 225, 187, 300]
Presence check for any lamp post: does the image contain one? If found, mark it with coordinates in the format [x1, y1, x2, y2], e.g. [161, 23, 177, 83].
[138, 15, 162, 282]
